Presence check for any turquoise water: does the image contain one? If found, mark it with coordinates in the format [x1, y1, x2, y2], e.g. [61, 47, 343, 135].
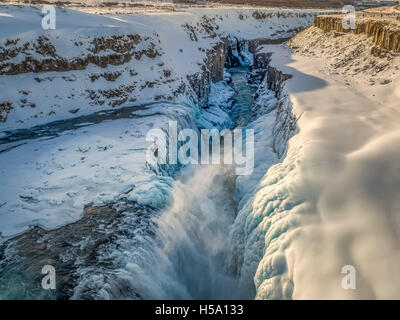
[228, 67, 256, 127]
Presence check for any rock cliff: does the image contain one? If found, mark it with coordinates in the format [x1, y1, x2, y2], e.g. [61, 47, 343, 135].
[313, 10, 400, 54]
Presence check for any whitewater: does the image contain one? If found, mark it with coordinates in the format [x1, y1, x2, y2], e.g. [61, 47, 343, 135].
[69, 65, 276, 299]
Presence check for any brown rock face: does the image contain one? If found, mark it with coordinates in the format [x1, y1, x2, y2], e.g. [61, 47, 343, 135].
[186, 39, 228, 106]
[313, 15, 400, 53]
[0, 102, 13, 122]
[0, 34, 158, 75]
[207, 39, 228, 83]
[266, 66, 293, 94]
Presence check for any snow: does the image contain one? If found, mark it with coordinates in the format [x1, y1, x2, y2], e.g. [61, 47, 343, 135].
[0, 5, 328, 130]
[0, 5, 325, 238]
[208, 79, 236, 109]
[68, 76, 243, 300]
[125, 175, 175, 208]
[0, 93, 239, 237]
[0, 114, 156, 236]
[232, 28, 400, 299]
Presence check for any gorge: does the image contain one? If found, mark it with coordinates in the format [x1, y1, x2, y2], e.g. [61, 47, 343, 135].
[0, 3, 400, 300]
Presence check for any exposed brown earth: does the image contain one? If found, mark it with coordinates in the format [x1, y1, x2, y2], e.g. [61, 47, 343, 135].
[0, 34, 157, 75]
[313, 7, 400, 54]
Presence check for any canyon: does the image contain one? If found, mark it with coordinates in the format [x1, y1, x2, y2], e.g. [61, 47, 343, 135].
[0, 3, 399, 300]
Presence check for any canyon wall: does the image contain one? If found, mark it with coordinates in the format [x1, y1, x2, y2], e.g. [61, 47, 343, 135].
[249, 47, 296, 158]
[313, 15, 400, 54]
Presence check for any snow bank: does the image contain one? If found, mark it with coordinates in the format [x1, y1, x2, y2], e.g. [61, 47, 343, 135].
[233, 27, 400, 298]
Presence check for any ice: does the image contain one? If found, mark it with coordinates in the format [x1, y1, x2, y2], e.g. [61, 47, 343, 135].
[0, 102, 197, 236]
[124, 176, 174, 209]
[232, 39, 400, 299]
[208, 81, 236, 110]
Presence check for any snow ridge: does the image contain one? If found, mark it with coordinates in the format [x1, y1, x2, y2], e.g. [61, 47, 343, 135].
[235, 18, 400, 299]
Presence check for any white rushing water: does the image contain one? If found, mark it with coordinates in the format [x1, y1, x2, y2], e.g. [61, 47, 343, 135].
[156, 165, 242, 299]
[60, 67, 260, 300]
[144, 67, 259, 299]
[129, 68, 257, 299]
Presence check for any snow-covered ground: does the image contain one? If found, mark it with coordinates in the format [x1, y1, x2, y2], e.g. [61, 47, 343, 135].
[0, 5, 325, 237]
[0, 5, 325, 130]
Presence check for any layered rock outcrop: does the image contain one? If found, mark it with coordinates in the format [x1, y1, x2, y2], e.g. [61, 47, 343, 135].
[313, 14, 400, 53]
[187, 39, 228, 105]
[249, 43, 296, 158]
[264, 66, 296, 158]
[0, 34, 157, 75]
